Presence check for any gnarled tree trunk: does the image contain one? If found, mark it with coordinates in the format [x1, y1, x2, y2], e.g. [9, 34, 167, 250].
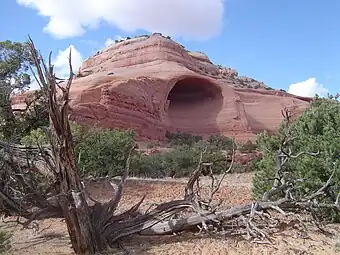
[27, 38, 104, 254]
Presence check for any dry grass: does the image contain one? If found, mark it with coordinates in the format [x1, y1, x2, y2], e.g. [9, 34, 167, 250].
[1, 173, 340, 255]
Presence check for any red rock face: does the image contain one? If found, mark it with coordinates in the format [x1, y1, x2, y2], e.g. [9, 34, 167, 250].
[12, 33, 312, 141]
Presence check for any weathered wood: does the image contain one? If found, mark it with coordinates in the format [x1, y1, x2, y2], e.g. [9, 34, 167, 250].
[27, 37, 104, 254]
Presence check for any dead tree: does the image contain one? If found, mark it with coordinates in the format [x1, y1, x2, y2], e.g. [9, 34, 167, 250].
[23, 38, 221, 253]
[26, 38, 104, 253]
[0, 39, 339, 254]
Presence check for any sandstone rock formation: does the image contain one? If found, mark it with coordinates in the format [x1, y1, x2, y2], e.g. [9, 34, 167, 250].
[12, 33, 312, 141]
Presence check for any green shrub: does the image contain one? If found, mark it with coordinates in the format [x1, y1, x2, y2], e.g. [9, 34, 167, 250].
[165, 131, 203, 146]
[70, 122, 90, 146]
[21, 122, 89, 146]
[252, 98, 340, 220]
[21, 127, 48, 145]
[75, 129, 136, 177]
[164, 144, 202, 177]
[132, 140, 230, 178]
[146, 141, 161, 149]
[131, 152, 168, 178]
[20, 123, 138, 177]
[20, 126, 235, 179]
[238, 140, 258, 153]
[207, 134, 234, 150]
[252, 149, 277, 199]
[131, 145, 200, 178]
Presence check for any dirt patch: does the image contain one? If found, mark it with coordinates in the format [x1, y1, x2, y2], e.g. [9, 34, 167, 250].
[1, 173, 340, 254]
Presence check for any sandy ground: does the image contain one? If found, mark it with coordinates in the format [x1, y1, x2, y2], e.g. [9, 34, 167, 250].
[1, 173, 340, 255]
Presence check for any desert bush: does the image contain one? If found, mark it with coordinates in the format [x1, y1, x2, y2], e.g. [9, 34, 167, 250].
[75, 129, 136, 177]
[132, 140, 230, 178]
[252, 97, 340, 220]
[238, 140, 258, 153]
[21, 124, 137, 177]
[165, 131, 203, 146]
[231, 163, 247, 173]
[21, 122, 89, 146]
[131, 152, 168, 178]
[70, 122, 91, 146]
[0, 228, 11, 254]
[21, 127, 48, 145]
[207, 134, 234, 150]
[146, 141, 161, 149]
[20, 127, 236, 178]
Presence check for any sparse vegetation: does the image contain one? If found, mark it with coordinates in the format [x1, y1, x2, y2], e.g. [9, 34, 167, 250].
[165, 131, 203, 146]
[146, 141, 161, 148]
[79, 130, 233, 178]
[208, 134, 234, 150]
[238, 140, 258, 153]
[252, 96, 340, 220]
[133, 133, 236, 178]
[19, 127, 236, 178]
[133, 140, 230, 178]
[21, 124, 137, 177]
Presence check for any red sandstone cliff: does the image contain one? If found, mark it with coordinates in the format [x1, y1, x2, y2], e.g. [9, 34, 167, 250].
[12, 33, 312, 141]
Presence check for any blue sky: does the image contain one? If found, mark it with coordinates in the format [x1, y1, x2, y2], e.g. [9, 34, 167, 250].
[1, 0, 339, 96]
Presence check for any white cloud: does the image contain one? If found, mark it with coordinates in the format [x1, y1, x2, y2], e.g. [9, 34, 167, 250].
[28, 45, 84, 90]
[104, 35, 125, 47]
[114, 35, 124, 41]
[288, 78, 329, 97]
[17, 0, 224, 40]
[104, 38, 115, 47]
[53, 45, 84, 78]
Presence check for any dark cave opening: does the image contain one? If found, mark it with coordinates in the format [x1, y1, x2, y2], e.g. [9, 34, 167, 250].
[166, 77, 223, 133]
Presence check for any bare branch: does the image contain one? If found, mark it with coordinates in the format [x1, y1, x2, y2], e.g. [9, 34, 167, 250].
[210, 139, 235, 200]
[103, 143, 136, 216]
[184, 146, 206, 200]
[303, 169, 336, 202]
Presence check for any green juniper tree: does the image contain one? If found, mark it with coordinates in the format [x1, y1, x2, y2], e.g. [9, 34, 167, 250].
[253, 95, 340, 220]
[0, 40, 48, 142]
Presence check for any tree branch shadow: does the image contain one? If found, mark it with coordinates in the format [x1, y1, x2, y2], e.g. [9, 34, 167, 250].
[10, 231, 70, 252]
